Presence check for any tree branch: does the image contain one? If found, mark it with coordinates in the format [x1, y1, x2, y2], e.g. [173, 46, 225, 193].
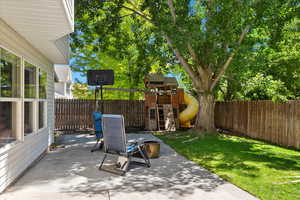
[167, 0, 199, 64]
[167, 0, 204, 85]
[187, 44, 205, 80]
[207, 0, 214, 9]
[187, 44, 197, 61]
[165, 35, 201, 88]
[210, 25, 251, 91]
[187, 44, 202, 76]
[120, 13, 135, 18]
[121, 5, 154, 24]
[123, 1, 199, 88]
[123, 1, 203, 90]
[127, 0, 140, 10]
[167, 0, 176, 23]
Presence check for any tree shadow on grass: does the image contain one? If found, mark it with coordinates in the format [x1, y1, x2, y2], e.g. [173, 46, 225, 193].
[169, 134, 300, 178]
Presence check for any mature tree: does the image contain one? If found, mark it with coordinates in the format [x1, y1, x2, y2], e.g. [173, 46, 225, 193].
[73, 0, 299, 132]
[141, 0, 300, 132]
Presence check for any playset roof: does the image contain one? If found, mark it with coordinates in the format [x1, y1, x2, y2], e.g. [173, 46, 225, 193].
[145, 73, 178, 88]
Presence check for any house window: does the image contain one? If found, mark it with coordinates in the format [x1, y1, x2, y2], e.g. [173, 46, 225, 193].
[39, 69, 47, 99]
[38, 102, 45, 129]
[0, 47, 21, 98]
[0, 47, 22, 146]
[24, 102, 34, 135]
[24, 62, 37, 98]
[0, 102, 15, 147]
[24, 63, 47, 132]
[38, 69, 47, 129]
[0, 46, 49, 144]
[24, 61, 37, 135]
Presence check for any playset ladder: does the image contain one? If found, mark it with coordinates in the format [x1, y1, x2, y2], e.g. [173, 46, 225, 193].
[156, 104, 176, 131]
[163, 104, 176, 131]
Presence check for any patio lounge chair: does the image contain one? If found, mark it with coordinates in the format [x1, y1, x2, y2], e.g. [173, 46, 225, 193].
[99, 114, 150, 175]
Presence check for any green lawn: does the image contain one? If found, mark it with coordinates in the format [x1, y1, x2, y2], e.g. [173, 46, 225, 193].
[155, 132, 300, 200]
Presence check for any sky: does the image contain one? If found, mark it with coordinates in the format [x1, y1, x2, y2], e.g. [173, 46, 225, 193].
[73, 71, 86, 83]
[68, 57, 86, 83]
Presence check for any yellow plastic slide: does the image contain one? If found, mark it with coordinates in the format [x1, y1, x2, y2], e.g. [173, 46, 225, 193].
[179, 92, 199, 127]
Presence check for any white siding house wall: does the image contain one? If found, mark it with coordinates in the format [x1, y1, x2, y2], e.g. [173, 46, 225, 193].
[0, 18, 55, 192]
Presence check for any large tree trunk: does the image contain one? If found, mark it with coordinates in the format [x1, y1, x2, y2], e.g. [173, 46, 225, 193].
[195, 93, 216, 133]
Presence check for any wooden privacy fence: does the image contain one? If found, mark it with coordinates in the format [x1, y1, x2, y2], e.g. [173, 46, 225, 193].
[215, 101, 300, 149]
[55, 99, 145, 131]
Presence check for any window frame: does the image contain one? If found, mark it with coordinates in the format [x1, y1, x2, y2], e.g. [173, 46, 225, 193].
[23, 59, 48, 134]
[23, 100, 37, 136]
[38, 68, 47, 130]
[24, 60, 38, 99]
[23, 59, 38, 136]
[0, 45, 23, 144]
[38, 100, 47, 131]
[0, 45, 22, 99]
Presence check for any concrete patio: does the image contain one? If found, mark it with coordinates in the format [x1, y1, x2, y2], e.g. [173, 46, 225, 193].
[1, 134, 257, 200]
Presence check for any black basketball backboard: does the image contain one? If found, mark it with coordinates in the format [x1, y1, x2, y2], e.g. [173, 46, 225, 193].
[87, 70, 114, 86]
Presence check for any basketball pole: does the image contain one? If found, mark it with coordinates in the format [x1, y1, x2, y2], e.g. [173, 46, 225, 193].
[94, 85, 104, 113]
[100, 84, 104, 113]
[95, 86, 99, 112]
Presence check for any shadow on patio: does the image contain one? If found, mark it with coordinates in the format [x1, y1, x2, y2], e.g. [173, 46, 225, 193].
[1, 134, 257, 200]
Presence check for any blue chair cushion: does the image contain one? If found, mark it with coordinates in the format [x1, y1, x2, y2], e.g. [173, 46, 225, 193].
[93, 112, 103, 139]
[127, 144, 137, 153]
[93, 112, 102, 132]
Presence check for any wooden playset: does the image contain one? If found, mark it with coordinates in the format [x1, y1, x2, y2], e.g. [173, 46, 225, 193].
[144, 73, 199, 131]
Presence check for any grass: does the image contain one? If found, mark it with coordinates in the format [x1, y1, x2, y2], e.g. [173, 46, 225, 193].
[155, 131, 300, 200]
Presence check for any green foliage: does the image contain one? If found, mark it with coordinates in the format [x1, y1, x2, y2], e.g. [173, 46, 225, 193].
[240, 73, 292, 102]
[215, 17, 300, 102]
[72, 82, 140, 100]
[265, 18, 300, 98]
[72, 83, 94, 99]
[157, 131, 300, 200]
[71, 50, 146, 100]
[72, 0, 171, 100]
